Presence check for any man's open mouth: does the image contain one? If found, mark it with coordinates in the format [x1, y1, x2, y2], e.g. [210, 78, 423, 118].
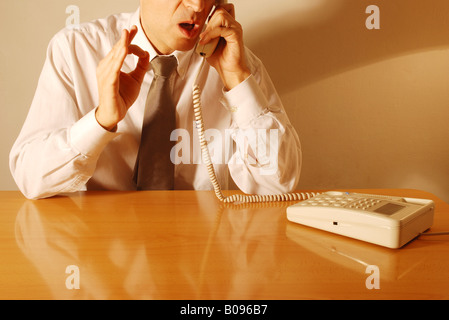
[178, 22, 200, 39]
[179, 23, 195, 31]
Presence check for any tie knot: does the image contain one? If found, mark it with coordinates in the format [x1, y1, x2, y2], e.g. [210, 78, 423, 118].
[151, 55, 178, 78]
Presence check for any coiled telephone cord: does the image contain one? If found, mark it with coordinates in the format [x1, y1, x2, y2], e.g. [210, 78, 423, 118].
[192, 58, 318, 204]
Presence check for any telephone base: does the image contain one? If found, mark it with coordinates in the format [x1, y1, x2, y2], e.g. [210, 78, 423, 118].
[286, 191, 435, 249]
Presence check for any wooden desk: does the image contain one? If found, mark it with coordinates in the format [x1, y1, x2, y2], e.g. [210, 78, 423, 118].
[0, 189, 448, 300]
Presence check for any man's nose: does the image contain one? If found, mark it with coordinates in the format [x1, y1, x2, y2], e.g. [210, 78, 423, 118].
[183, 0, 206, 13]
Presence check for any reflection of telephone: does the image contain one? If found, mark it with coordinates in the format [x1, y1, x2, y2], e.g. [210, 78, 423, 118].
[286, 191, 435, 248]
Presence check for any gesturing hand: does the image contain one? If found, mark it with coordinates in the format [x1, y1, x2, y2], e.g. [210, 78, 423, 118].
[96, 25, 150, 131]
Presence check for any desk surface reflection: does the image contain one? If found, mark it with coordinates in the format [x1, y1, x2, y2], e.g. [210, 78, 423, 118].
[1, 189, 448, 299]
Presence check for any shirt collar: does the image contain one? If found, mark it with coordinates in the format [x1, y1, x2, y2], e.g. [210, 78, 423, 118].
[129, 7, 194, 80]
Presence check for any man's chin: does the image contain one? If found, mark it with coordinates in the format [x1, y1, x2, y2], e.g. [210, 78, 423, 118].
[172, 38, 198, 53]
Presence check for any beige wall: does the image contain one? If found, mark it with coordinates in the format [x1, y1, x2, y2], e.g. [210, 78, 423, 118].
[2, 0, 449, 202]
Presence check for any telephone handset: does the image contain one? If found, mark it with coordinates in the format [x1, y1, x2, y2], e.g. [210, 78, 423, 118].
[195, 36, 220, 58]
[195, 0, 225, 58]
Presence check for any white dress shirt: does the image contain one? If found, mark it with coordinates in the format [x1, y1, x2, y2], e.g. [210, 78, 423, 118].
[9, 8, 302, 199]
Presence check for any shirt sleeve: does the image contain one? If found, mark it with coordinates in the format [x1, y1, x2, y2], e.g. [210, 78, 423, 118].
[220, 52, 302, 195]
[9, 31, 117, 199]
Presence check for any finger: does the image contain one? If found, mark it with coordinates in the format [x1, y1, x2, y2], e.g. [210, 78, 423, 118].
[206, 7, 238, 32]
[200, 10, 240, 45]
[127, 25, 138, 45]
[219, 3, 235, 19]
[116, 27, 139, 61]
[200, 25, 234, 45]
[207, 7, 233, 28]
[100, 29, 126, 66]
[127, 45, 149, 81]
[129, 61, 149, 84]
[130, 46, 150, 73]
[112, 29, 128, 53]
[109, 30, 129, 72]
[98, 29, 140, 82]
[128, 44, 147, 58]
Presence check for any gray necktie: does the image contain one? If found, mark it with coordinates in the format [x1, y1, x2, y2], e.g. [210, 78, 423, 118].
[133, 55, 178, 190]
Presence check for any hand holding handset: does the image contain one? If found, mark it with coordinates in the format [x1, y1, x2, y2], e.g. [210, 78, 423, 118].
[191, 1, 317, 204]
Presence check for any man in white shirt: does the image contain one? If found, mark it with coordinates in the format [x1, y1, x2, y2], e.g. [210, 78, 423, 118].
[9, 0, 302, 199]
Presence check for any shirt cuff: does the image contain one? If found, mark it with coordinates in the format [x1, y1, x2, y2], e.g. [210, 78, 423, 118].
[69, 108, 118, 158]
[221, 75, 269, 128]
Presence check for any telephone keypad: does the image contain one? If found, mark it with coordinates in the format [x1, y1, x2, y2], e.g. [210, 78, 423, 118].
[299, 194, 382, 211]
